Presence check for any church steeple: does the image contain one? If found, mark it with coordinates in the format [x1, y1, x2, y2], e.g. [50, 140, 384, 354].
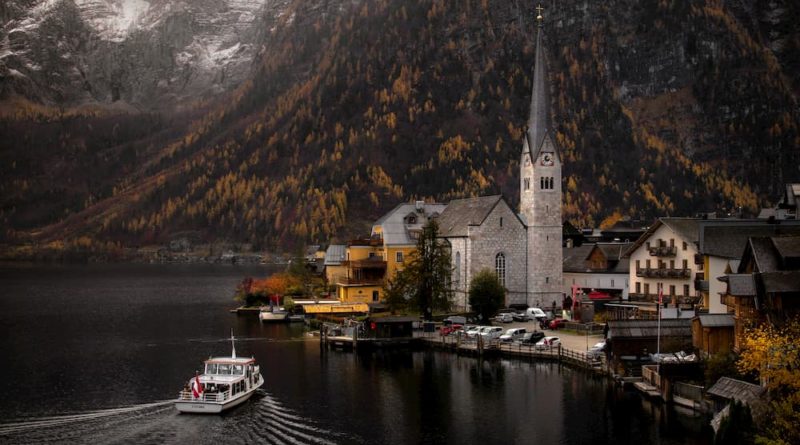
[525, 5, 550, 159]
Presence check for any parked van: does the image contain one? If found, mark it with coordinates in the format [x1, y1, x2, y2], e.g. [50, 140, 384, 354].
[525, 307, 547, 321]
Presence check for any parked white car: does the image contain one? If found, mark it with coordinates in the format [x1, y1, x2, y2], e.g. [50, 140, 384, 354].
[499, 328, 527, 342]
[587, 341, 606, 360]
[534, 336, 561, 350]
[465, 326, 485, 338]
[479, 326, 504, 341]
[494, 313, 514, 323]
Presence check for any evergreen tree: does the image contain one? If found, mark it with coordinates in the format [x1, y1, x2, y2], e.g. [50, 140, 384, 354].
[468, 269, 505, 323]
[382, 219, 452, 318]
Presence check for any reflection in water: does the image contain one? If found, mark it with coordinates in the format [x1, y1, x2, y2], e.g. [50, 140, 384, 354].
[0, 265, 711, 444]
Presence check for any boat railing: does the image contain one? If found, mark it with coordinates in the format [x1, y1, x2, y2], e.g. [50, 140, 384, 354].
[178, 390, 230, 402]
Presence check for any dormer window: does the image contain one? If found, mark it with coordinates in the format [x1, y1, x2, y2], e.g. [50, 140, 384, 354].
[404, 212, 418, 224]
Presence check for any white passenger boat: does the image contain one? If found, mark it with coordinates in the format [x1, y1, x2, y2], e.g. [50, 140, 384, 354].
[175, 333, 263, 414]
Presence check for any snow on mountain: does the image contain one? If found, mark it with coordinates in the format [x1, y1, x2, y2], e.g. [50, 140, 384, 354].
[0, 0, 288, 107]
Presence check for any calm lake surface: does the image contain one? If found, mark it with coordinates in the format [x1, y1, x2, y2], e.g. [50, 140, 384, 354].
[0, 264, 712, 444]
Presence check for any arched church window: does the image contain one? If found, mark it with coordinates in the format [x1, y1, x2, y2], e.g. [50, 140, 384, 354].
[500, 217, 503, 227]
[454, 252, 461, 287]
[540, 177, 545, 189]
[549, 177, 554, 189]
[495, 253, 506, 287]
[524, 178, 530, 190]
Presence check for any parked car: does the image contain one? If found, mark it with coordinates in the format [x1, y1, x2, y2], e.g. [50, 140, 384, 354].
[479, 326, 504, 341]
[534, 336, 561, 350]
[499, 328, 527, 342]
[549, 318, 567, 330]
[512, 311, 528, 322]
[440, 324, 463, 336]
[465, 326, 485, 338]
[519, 331, 545, 344]
[525, 307, 548, 321]
[587, 341, 606, 360]
[495, 313, 514, 323]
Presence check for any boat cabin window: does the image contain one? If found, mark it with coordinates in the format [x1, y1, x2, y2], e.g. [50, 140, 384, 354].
[233, 365, 244, 375]
[217, 364, 232, 375]
[206, 363, 218, 374]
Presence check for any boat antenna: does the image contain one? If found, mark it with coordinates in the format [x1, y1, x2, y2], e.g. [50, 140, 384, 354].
[231, 328, 237, 359]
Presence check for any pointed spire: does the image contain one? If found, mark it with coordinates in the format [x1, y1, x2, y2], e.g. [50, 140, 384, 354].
[525, 4, 550, 158]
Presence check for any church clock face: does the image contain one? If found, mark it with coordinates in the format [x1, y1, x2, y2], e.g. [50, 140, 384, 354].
[525, 156, 531, 166]
[541, 152, 554, 166]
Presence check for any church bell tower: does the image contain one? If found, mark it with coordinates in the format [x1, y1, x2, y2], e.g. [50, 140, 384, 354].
[520, 5, 563, 307]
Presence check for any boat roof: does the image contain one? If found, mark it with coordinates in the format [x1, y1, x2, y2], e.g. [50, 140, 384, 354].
[205, 356, 256, 365]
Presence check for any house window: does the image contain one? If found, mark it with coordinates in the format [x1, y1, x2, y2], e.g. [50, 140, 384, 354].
[369, 252, 376, 258]
[396, 251, 404, 263]
[683, 241, 687, 251]
[682, 259, 688, 269]
[646, 242, 651, 250]
[646, 259, 651, 269]
[669, 260, 675, 269]
[644, 283, 650, 295]
[372, 291, 379, 302]
[611, 279, 615, 287]
[636, 260, 640, 271]
[495, 253, 506, 287]
[546, 277, 549, 284]
[683, 284, 690, 296]
[636, 282, 641, 294]
[670, 238, 675, 247]
[669, 285, 675, 296]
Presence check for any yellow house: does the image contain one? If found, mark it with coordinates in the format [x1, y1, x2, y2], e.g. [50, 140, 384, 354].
[336, 201, 446, 304]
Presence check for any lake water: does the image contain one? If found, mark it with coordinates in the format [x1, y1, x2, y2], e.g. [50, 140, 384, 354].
[0, 264, 712, 444]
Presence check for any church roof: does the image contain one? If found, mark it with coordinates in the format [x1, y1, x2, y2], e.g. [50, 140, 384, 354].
[437, 195, 503, 237]
[525, 12, 554, 161]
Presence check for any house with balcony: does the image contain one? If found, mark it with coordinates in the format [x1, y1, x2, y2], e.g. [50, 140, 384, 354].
[336, 201, 446, 304]
[719, 235, 800, 351]
[696, 220, 800, 313]
[624, 218, 702, 316]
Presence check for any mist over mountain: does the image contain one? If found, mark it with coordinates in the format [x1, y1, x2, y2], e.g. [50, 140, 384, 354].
[1, 0, 798, 259]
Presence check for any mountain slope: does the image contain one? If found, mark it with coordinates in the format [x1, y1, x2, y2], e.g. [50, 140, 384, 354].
[1, 0, 798, 258]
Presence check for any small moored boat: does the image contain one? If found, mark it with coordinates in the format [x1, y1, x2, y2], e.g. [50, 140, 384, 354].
[259, 306, 289, 322]
[175, 333, 263, 414]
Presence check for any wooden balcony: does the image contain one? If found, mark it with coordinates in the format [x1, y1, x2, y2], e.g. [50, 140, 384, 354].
[649, 245, 677, 257]
[636, 268, 691, 279]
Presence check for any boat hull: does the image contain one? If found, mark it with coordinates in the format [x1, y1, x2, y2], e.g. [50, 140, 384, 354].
[175, 376, 263, 414]
[259, 311, 288, 322]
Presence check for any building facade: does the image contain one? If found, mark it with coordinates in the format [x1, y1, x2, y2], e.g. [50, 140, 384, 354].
[625, 218, 702, 313]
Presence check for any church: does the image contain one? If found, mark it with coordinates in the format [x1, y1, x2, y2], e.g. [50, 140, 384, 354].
[437, 7, 563, 310]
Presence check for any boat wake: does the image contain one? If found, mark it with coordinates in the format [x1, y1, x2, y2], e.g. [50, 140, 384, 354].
[0, 392, 349, 444]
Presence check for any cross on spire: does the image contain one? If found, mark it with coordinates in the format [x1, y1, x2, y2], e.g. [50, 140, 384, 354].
[536, 3, 544, 24]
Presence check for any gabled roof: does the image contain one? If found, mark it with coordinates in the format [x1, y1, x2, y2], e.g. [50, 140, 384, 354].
[623, 218, 701, 258]
[719, 274, 756, 296]
[742, 237, 782, 273]
[324, 244, 347, 266]
[699, 221, 800, 259]
[772, 236, 800, 260]
[562, 244, 595, 273]
[695, 314, 735, 328]
[760, 271, 800, 293]
[437, 195, 508, 237]
[373, 202, 446, 246]
[707, 377, 765, 404]
[607, 319, 692, 339]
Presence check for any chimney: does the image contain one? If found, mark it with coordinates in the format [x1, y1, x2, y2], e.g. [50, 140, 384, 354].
[415, 200, 425, 213]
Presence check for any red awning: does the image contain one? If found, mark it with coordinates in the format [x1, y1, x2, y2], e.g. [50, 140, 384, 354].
[588, 291, 612, 300]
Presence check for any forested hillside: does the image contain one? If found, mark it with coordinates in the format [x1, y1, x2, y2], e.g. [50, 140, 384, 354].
[1, 0, 798, 259]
